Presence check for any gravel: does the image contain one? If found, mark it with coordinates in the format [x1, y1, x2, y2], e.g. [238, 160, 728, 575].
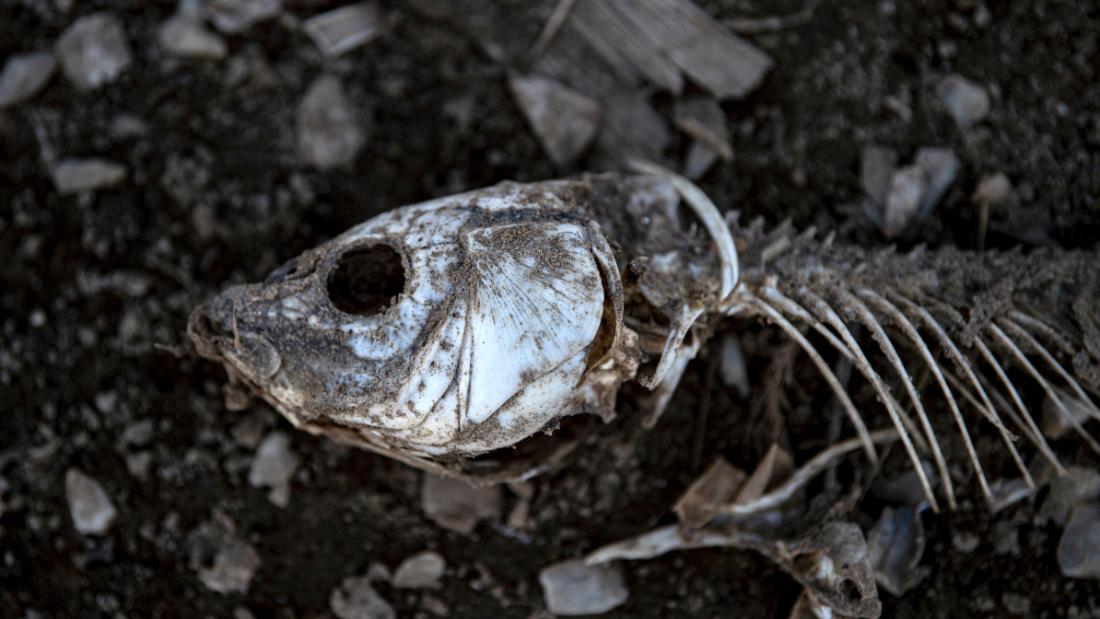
[330, 575, 396, 619]
[51, 158, 127, 195]
[0, 52, 57, 108]
[420, 474, 501, 535]
[199, 539, 261, 594]
[538, 559, 629, 616]
[64, 468, 117, 535]
[55, 13, 133, 90]
[248, 431, 299, 508]
[296, 75, 368, 170]
[937, 74, 991, 127]
[393, 551, 446, 589]
[158, 15, 228, 60]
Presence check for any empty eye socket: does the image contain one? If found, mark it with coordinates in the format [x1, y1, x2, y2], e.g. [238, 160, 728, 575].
[327, 245, 406, 315]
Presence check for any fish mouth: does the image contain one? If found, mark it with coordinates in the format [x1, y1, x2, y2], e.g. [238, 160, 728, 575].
[187, 296, 282, 382]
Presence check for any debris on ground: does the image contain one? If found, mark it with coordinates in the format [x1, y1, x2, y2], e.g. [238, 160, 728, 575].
[1041, 387, 1094, 440]
[331, 574, 396, 619]
[674, 97, 733, 179]
[199, 539, 261, 594]
[719, 334, 750, 398]
[1058, 502, 1100, 579]
[0, 52, 57, 108]
[864, 146, 958, 237]
[51, 158, 127, 195]
[867, 505, 929, 596]
[509, 73, 600, 167]
[303, 2, 385, 58]
[64, 468, 117, 535]
[937, 73, 990, 127]
[393, 551, 446, 589]
[538, 559, 629, 616]
[861, 145, 898, 208]
[882, 165, 927, 238]
[296, 75, 367, 170]
[420, 474, 501, 534]
[913, 146, 959, 218]
[415, 0, 770, 165]
[55, 13, 133, 90]
[158, 14, 228, 60]
[1038, 467, 1100, 527]
[204, 0, 281, 35]
[989, 478, 1033, 514]
[674, 457, 746, 528]
[247, 431, 299, 508]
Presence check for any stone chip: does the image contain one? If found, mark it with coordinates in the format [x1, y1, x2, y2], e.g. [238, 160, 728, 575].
[56, 13, 133, 90]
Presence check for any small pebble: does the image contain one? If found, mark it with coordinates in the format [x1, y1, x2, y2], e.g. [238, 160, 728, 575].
[937, 74, 990, 127]
[952, 531, 980, 553]
[0, 52, 57, 108]
[913, 146, 959, 218]
[55, 13, 133, 90]
[719, 335, 749, 398]
[205, 0, 281, 34]
[421, 474, 500, 534]
[158, 15, 227, 60]
[392, 551, 446, 589]
[248, 432, 299, 508]
[509, 73, 600, 167]
[303, 2, 385, 58]
[65, 468, 117, 535]
[330, 575, 395, 619]
[1058, 502, 1100, 579]
[297, 75, 367, 170]
[1001, 592, 1031, 615]
[199, 539, 261, 594]
[52, 158, 127, 195]
[539, 559, 629, 616]
[860, 145, 898, 207]
[882, 165, 927, 238]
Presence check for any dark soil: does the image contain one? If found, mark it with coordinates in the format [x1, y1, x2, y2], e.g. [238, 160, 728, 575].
[2, 1, 1099, 617]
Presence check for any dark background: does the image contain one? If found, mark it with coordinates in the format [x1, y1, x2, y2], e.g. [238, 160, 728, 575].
[2, 0, 1099, 616]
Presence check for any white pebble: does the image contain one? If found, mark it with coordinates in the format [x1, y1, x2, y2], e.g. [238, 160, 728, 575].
[65, 468, 117, 535]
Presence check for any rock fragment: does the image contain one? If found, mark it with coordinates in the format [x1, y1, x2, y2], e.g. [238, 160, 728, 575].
[421, 474, 500, 534]
[248, 431, 299, 507]
[0, 52, 57, 108]
[1038, 467, 1100, 527]
[860, 145, 898, 207]
[1041, 387, 1095, 440]
[393, 551, 446, 589]
[304, 2, 385, 58]
[913, 146, 959, 218]
[205, 0, 281, 34]
[937, 74, 990, 127]
[199, 539, 261, 594]
[331, 575, 395, 619]
[867, 505, 929, 596]
[718, 334, 749, 398]
[65, 468, 117, 535]
[55, 13, 133, 90]
[158, 15, 228, 60]
[1058, 502, 1100, 579]
[509, 73, 600, 167]
[538, 559, 629, 616]
[882, 165, 927, 238]
[52, 158, 127, 195]
[297, 75, 366, 170]
[674, 97, 731, 179]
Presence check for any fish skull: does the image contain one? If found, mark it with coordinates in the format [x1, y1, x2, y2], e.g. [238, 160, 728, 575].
[189, 180, 636, 476]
